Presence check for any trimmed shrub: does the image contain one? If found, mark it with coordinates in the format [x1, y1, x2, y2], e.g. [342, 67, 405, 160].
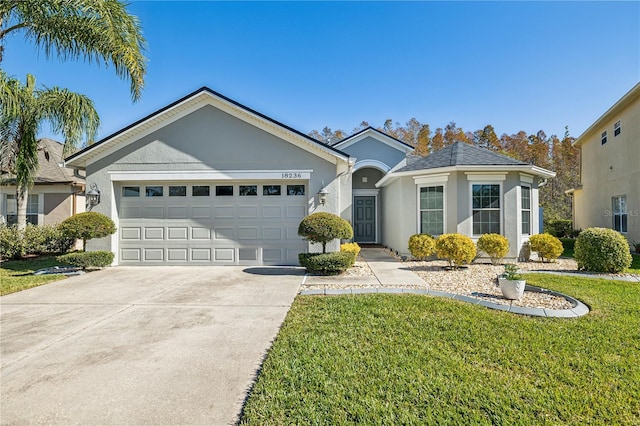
[545, 219, 573, 238]
[57, 251, 114, 269]
[59, 212, 116, 251]
[435, 234, 477, 268]
[340, 242, 361, 266]
[299, 252, 356, 275]
[23, 224, 75, 255]
[477, 233, 509, 265]
[0, 225, 25, 260]
[574, 227, 632, 273]
[408, 234, 436, 260]
[298, 213, 353, 253]
[529, 233, 564, 262]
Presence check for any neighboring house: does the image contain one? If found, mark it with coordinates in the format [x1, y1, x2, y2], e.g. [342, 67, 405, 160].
[65, 87, 554, 266]
[568, 83, 640, 244]
[1, 138, 85, 226]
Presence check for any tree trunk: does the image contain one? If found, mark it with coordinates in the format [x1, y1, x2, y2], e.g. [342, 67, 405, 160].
[16, 184, 28, 231]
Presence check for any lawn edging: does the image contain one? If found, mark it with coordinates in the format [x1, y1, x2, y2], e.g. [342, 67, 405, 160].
[299, 285, 589, 318]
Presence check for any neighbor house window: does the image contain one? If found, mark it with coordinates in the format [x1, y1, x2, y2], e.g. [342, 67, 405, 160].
[263, 185, 281, 196]
[614, 120, 621, 137]
[169, 185, 186, 196]
[419, 186, 444, 235]
[215, 185, 233, 196]
[122, 186, 140, 197]
[5, 194, 38, 225]
[612, 195, 627, 233]
[239, 185, 257, 196]
[145, 186, 163, 197]
[601, 131, 607, 145]
[192, 186, 210, 196]
[287, 185, 305, 196]
[521, 185, 531, 235]
[472, 184, 501, 234]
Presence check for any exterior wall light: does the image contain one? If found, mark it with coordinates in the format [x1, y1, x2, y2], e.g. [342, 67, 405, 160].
[86, 183, 101, 210]
[317, 187, 329, 205]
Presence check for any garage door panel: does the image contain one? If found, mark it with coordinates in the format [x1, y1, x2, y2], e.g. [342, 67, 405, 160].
[238, 227, 258, 240]
[286, 205, 306, 219]
[262, 206, 282, 218]
[143, 206, 164, 219]
[214, 248, 234, 261]
[121, 248, 141, 261]
[191, 227, 211, 240]
[214, 227, 234, 240]
[121, 227, 141, 240]
[238, 206, 258, 218]
[238, 248, 258, 261]
[215, 206, 234, 218]
[263, 248, 283, 262]
[144, 248, 164, 261]
[191, 206, 211, 218]
[263, 227, 282, 240]
[167, 206, 188, 219]
[144, 227, 164, 240]
[167, 227, 188, 240]
[121, 206, 141, 219]
[167, 248, 188, 261]
[191, 248, 211, 261]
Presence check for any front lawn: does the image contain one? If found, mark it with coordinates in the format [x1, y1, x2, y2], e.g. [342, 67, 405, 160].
[241, 274, 640, 425]
[0, 257, 66, 296]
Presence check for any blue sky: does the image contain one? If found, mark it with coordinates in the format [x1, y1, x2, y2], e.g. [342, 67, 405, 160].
[3, 1, 639, 143]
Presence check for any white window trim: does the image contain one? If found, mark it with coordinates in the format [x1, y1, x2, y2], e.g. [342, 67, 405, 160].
[469, 182, 503, 236]
[520, 184, 532, 236]
[416, 183, 447, 236]
[612, 195, 627, 233]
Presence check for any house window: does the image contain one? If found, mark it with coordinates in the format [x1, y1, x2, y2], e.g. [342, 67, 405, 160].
[601, 131, 607, 145]
[122, 186, 140, 197]
[169, 185, 186, 197]
[419, 186, 444, 235]
[614, 120, 621, 137]
[145, 186, 163, 197]
[192, 186, 210, 196]
[239, 185, 257, 196]
[5, 194, 38, 225]
[612, 195, 627, 233]
[263, 185, 281, 196]
[472, 184, 501, 235]
[521, 185, 531, 235]
[215, 185, 233, 196]
[287, 185, 305, 196]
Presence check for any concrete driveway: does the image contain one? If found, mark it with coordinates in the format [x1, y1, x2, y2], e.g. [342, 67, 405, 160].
[0, 266, 303, 425]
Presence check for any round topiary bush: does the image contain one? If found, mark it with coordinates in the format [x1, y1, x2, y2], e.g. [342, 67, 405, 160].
[529, 233, 563, 262]
[298, 212, 353, 253]
[477, 233, 509, 265]
[408, 234, 436, 260]
[59, 212, 116, 251]
[574, 227, 632, 273]
[435, 233, 477, 268]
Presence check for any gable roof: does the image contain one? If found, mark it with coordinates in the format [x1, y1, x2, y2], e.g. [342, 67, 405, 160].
[2, 138, 84, 186]
[573, 82, 640, 147]
[331, 127, 415, 153]
[395, 142, 526, 172]
[65, 87, 351, 168]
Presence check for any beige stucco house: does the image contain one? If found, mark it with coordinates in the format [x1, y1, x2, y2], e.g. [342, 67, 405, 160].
[568, 82, 640, 245]
[1, 138, 85, 226]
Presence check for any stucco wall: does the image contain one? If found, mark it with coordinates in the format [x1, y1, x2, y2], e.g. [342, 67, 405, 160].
[84, 105, 348, 256]
[574, 98, 640, 243]
[340, 136, 406, 169]
[353, 168, 384, 189]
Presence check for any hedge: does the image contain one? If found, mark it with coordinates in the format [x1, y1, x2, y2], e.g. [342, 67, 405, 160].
[476, 233, 509, 265]
[299, 252, 356, 275]
[1, 224, 75, 260]
[529, 233, 563, 262]
[57, 251, 114, 269]
[435, 234, 477, 268]
[408, 234, 436, 260]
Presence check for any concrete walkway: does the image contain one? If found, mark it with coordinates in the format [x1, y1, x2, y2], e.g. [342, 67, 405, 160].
[304, 248, 427, 286]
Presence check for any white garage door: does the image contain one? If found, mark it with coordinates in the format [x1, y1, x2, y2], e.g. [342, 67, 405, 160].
[117, 181, 308, 265]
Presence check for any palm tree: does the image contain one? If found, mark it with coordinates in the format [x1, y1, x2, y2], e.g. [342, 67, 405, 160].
[0, 72, 99, 230]
[0, 0, 146, 101]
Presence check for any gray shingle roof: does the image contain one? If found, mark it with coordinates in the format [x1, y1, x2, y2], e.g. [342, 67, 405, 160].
[395, 142, 527, 172]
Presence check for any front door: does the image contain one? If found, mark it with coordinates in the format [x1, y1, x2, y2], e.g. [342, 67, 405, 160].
[354, 196, 376, 243]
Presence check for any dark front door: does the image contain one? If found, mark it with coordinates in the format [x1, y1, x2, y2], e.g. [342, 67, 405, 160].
[354, 196, 376, 242]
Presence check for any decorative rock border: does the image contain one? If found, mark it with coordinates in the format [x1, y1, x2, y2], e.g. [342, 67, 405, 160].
[299, 284, 590, 318]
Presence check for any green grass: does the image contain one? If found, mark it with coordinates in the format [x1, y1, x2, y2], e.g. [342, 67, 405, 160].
[0, 257, 66, 296]
[241, 274, 640, 425]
